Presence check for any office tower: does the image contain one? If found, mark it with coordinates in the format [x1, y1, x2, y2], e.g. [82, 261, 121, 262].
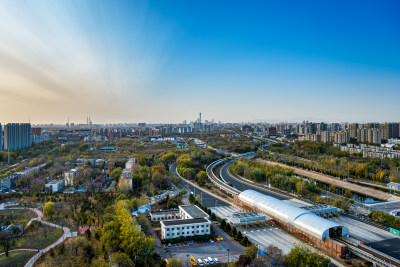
[349, 123, 358, 139]
[0, 123, 2, 151]
[4, 123, 32, 150]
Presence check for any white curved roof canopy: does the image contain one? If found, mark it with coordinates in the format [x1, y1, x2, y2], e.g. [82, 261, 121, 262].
[238, 190, 349, 240]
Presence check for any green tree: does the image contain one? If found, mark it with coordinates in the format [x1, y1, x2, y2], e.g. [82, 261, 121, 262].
[43, 201, 55, 219]
[344, 189, 353, 199]
[111, 252, 134, 267]
[235, 231, 243, 241]
[167, 258, 183, 267]
[285, 245, 330, 267]
[245, 244, 258, 259]
[110, 167, 122, 181]
[241, 236, 250, 246]
[196, 171, 208, 186]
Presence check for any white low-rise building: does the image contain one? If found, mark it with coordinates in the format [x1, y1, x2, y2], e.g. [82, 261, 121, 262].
[161, 218, 211, 239]
[179, 205, 209, 220]
[388, 182, 400, 191]
[159, 205, 211, 239]
[45, 180, 64, 193]
[150, 209, 179, 221]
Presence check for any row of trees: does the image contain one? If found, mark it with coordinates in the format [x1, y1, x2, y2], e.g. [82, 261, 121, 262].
[101, 199, 155, 265]
[267, 141, 400, 183]
[368, 210, 400, 228]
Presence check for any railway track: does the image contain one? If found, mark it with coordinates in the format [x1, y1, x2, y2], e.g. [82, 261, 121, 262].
[333, 237, 400, 267]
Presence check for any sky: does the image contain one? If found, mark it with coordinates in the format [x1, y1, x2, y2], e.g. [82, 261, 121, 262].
[0, 0, 399, 124]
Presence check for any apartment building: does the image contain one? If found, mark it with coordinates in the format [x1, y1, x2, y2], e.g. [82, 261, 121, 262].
[3, 123, 31, 150]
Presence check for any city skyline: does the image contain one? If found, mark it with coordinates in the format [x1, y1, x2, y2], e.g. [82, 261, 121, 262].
[1, 1, 399, 123]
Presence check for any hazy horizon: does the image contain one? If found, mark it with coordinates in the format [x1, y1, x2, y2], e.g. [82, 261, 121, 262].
[1, 1, 399, 124]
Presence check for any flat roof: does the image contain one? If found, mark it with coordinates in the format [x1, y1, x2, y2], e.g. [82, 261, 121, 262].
[46, 180, 63, 185]
[162, 218, 210, 227]
[179, 205, 208, 219]
[150, 209, 179, 214]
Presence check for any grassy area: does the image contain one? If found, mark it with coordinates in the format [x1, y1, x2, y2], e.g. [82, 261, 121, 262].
[14, 221, 63, 249]
[0, 209, 37, 222]
[0, 251, 36, 267]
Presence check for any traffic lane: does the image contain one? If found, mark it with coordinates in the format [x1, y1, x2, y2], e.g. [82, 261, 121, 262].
[181, 180, 229, 207]
[170, 163, 229, 208]
[220, 162, 288, 200]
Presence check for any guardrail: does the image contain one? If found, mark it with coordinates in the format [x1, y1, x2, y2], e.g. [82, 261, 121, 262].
[206, 159, 241, 195]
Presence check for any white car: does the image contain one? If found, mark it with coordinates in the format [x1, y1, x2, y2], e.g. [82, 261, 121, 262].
[214, 258, 219, 263]
[207, 257, 214, 264]
[203, 258, 210, 265]
[197, 259, 204, 266]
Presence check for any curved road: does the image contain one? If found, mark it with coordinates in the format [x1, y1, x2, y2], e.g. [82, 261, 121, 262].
[220, 161, 289, 200]
[170, 163, 229, 207]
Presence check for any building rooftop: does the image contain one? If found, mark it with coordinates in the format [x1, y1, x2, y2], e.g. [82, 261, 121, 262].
[150, 209, 179, 214]
[162, 218, 210, 227]
[46, 180, 63, 185]
[179, 205, 209, 219]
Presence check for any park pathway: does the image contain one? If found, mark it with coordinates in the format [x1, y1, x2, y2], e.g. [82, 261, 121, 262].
[0, 206, 71, 267]
[23, 207, 71, 267]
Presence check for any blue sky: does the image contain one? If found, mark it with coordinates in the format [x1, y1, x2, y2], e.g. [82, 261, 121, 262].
[0, 0, 399, 124]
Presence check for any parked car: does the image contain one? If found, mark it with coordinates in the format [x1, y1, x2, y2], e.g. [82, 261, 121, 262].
[214, 258, 219, 263]
[203, 258, 210, 265]
[207, 257, 214, 264]
[197, 259, 204, 266]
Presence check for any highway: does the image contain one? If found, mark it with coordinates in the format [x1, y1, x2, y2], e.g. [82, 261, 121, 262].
[220, 161, 289, 201]
[214, 157, 400, 266]
[170, 163, 229, 207]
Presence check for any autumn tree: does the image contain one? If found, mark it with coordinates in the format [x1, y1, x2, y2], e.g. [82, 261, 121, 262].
[43, 201, 55, 219]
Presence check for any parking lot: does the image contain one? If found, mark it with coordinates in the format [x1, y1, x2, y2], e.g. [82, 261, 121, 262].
[166, 239, 244, 265]
[236, 223, 299, 255]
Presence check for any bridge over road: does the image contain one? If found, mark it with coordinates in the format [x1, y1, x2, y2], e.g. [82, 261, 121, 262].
[257, 159, 400, 202]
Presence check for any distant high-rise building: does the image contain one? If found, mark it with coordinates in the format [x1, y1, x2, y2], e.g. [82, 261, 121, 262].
[3, 123, 31, 150]
[382, 123, 399, 140]
[0, 123, 2, 151]
[349, 123, 358, 139]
